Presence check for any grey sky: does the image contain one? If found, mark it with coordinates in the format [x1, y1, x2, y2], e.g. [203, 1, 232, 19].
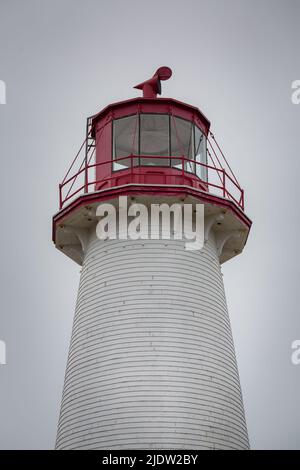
[0, 0, 299, 449]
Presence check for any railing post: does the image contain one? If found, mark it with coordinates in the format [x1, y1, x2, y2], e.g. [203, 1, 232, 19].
[222, 170, 226, 198]
[84, 156, 88, 193]
[241, 189, 244, 210]
[181, 155, 184, 183]
[59, 183, 62, 209]
[84, 120, 89, 193]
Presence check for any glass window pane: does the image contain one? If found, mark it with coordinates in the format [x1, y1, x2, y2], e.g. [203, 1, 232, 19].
[140, 114, 170, 166]
[113, 115, 139, 170]
[170, 117, 194, 172]
[195, 126, 207, 181]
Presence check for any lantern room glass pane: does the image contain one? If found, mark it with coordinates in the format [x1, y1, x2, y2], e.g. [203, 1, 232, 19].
[112, 114, 207, 179]
[170, 116, 194, 172]
[140, 114, 170, 166]
[195, 125, 207, 181]
[113, 115, 139, 170]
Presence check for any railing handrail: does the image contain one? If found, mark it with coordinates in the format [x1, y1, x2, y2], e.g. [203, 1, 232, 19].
[59, 153, 244, 211]
[60, 154, 226, 189]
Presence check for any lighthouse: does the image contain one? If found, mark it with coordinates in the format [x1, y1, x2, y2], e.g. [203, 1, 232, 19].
[53, 67, 251, 450]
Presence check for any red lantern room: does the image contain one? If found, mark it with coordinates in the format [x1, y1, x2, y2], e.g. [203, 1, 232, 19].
[90, 70, 210, 192]
[54, 67, 251, 265]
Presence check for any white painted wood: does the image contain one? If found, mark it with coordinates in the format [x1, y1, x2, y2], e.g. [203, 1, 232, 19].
[56, 225, 249, 450]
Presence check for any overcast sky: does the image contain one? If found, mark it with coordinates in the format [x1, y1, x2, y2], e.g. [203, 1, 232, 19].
[0, 0, 299, 449]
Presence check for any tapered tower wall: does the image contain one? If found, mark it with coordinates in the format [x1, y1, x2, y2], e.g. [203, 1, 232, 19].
[55, 215, 249, 450]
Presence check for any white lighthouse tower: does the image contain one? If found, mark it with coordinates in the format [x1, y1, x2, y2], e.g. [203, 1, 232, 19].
[53, 67, 251, 450]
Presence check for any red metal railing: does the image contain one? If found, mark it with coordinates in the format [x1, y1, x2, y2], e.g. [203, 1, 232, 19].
[59, 154, 244, 211]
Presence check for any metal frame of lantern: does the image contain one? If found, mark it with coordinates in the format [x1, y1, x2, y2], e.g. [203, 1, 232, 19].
[58, 97, 245, 212]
